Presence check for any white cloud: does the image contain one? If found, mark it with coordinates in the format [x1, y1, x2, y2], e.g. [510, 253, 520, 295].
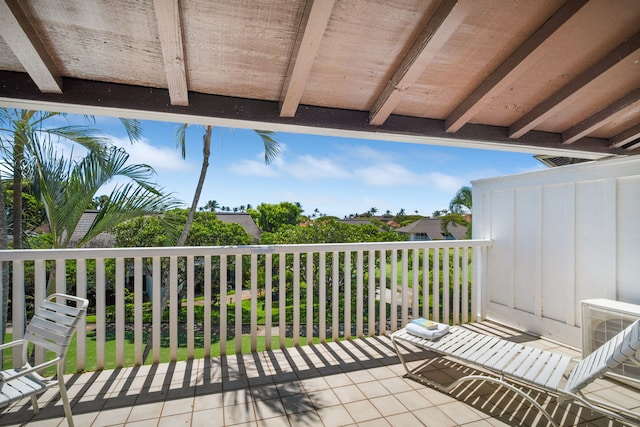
[228, 159, 281, 177]
[108, 136, 193, 172]
[338, 144, 394, 162]
[354, 162, 463, 193]
[285, 155, 352, 181]
[426, 171, 464, 193]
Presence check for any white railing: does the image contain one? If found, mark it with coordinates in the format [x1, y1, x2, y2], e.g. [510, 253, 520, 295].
[1, 240, 490, 372]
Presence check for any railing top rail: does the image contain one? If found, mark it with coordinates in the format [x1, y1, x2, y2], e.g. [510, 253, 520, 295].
[0, 239, 492, 261]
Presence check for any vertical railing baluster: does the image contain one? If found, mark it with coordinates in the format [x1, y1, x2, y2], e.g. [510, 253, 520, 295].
[453, 247, 460, 325]
[443, 248, 450, 324]
[76, 258, 87, 371]
[293, 253, 300, 346]
[319, 251, 326, 343]
[250, 253, 258, 352]
[379, 251, 386, 336]
[390, 249, 397, 332]
[401, 249, 409, 326]
[306, 251, 313, 345]
[265, 253, 273, 350]
[432, 248, 440, 323]
[332, 251, 339, 342]
[234, 254, 243, 354]
[462, 247, 469, 324]
[34, 260, 45, 366]
[12, 260, 24, 365]
[220, 255, 228, 356]
[411, 249, 419, 320]
[169, 256, 178, 362]
[344, 250, 351, 340]
[115, 257, 125, 367]
[279, 254, 286, 348]
[134, 257, 143, 365]
[187, 255, 195, 359]
[96, 258, 106, 369]
[368, 250, 375, 337]
[422, 248, 430, 320]
[204, 256, 212, 358]
[56, 258, 65, 295]
[356, 250, 363, 338]
[152, 256, 161, 364]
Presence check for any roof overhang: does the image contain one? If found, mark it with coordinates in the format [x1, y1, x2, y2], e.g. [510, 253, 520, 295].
[1, 1, 638, 160]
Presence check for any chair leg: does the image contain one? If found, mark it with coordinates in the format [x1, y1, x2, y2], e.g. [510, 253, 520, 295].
[30, 394, 39, 414]
[58, 376, 74, 427]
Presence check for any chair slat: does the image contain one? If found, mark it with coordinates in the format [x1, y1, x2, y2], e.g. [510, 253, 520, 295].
[565, 319, 640, 393]
[28, 316, 73, 337]
[474, 339, 513, 365]
[503, 348, 541, 376]
[40, 300, 82, 318]
[490, 345, 524, 372]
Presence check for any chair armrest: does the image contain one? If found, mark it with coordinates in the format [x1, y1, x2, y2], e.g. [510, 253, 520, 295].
[0, 339, 25, 351]
[1, 357, 61, 383]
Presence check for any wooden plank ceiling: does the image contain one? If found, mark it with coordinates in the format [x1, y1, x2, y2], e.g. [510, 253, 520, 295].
[0, 0, 639, 158]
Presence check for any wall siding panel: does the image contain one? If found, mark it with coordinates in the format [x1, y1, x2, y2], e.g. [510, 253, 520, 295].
[513, 186, 541, 315]
[541, 183, 575, 324]
[474, 156, 640, 348]
[617, 175, 640, 304]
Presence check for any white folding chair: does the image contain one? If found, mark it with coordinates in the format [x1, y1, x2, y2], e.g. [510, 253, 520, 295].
[0, 293, 88, 427]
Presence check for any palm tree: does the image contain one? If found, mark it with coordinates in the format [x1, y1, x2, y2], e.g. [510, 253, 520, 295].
[441, 186, 472, 239]
[140, 125, 280, 364]
[199, 200, 219, 212]
[174, 125, 279, 246]
[29, 141, 178, 293]
[0, 109, 141, 249]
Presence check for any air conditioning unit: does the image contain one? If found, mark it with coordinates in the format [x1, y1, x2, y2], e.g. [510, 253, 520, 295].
[581, 299, 640, 389]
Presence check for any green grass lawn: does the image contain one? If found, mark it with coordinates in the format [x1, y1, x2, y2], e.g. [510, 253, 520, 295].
[2, 331, 306, 375]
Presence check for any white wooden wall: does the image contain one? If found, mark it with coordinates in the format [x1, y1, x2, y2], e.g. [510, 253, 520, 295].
[473, 155, 640, 348]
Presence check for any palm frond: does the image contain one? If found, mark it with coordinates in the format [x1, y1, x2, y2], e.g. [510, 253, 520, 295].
[175, 123, 190, 159]
[254, 130, 280, 164]
[79, 184, 180, 246]
[119, 118, 142, 143]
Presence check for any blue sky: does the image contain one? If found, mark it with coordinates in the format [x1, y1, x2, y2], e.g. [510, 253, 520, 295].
[66, 114, 544, 218]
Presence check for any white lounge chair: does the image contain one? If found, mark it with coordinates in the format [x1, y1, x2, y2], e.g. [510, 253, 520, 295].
[391, 319, 640, 427]
[0, 293, 89, 427]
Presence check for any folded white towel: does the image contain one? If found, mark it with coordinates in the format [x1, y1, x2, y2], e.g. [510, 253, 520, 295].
[406, 321, 450, 340]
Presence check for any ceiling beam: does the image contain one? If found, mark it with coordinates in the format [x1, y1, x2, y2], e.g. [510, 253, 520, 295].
[509, 31, 640, 139]
[0, 71, 623, 160]
[153, 0, 188, 106]
[610, 123, 640, 148]
[369, 0, 463, 126]
[0, 0, 61, 93]
[279, 0, 335, 117]
[445, 0, 588, 133]
[562, 88, 640, 144]
[626, 139, 640, 151]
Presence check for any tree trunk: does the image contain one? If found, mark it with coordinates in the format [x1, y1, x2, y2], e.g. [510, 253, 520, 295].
[143, 125, 213, 363]
[177, 125, 212, 246]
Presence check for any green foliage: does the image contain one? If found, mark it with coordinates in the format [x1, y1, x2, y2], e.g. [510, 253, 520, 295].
[114, 210, 252, 248]
[395, 214, 424, 227]
[186, 211, 252, 246]
[249, 202, 304, 232]
[4, 186, 46, 234]
[114, 215, 172, 247]
[442, 185, 473, 239]
[260, 217, 407, 244]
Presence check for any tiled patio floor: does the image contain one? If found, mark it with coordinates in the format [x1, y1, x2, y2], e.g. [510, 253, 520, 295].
[1, 322, 638, 426]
